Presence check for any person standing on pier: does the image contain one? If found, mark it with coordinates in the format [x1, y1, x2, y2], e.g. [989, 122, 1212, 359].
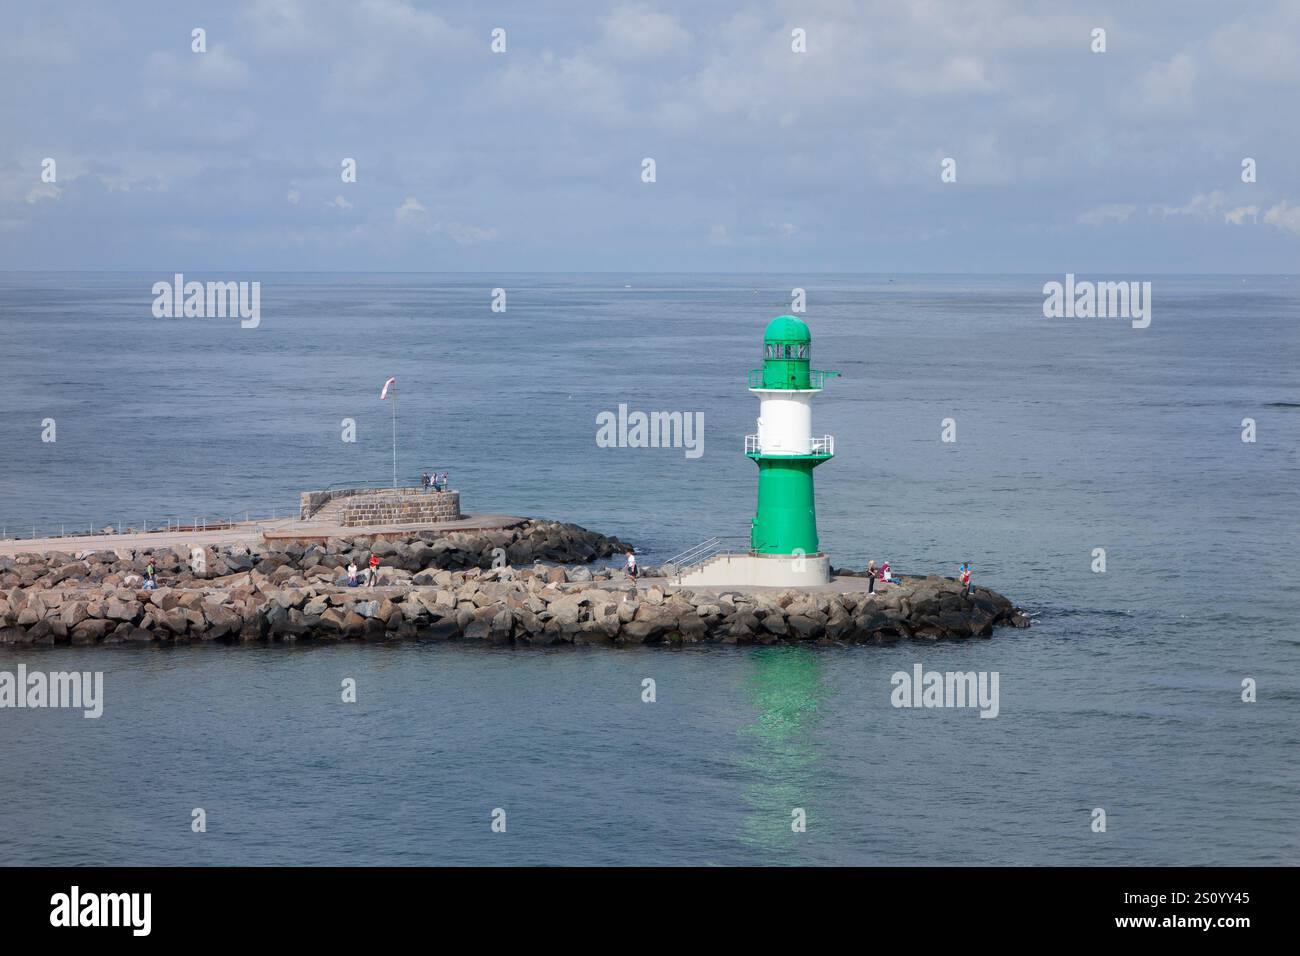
[367, 553, 380, 586]
[866, 560, 877, 594]
[625, 549, 638, 584]
[960, 562, 972, 596]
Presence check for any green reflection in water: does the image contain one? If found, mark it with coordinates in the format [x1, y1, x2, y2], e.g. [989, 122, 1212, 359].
[737, 645, 830, 856]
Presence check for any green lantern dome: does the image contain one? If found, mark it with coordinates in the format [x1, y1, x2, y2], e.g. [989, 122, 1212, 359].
[763, 315, 811, 345]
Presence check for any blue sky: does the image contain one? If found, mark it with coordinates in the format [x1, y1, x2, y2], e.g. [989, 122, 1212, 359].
[2, 0, 1298, 272]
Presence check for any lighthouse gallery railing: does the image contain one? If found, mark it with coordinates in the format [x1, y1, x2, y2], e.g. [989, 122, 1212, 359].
[747, 369, 839, 389]
[744, 435, 835, 455]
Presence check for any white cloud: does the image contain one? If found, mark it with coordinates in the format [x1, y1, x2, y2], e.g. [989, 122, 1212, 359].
[602, 4, 691, 58]
[322, 1, 471, 110]
[97, 170, 171, 193]
[894, 55, 995, 96]
[1131, 52, 1196, 116]
[145, 44, 251, 90]
[1209, 3, 1300, 83]
[1224, 205, 1258, 225]
[242, 0, 463, 54]
[240, 0, 335, 54]
[1150, 191, 1227, 219]
[491, 51, 630, 126]
[326, 195, 353, 210]
[25, 184, 62, 204]
[1078, 204, 1136, 227]
[394, 196, 428, 225]
[243, 0, 472, 110]
[1262, 200, 1300, 234]
[394, 198, 496, 244]
[1149, 193, 1300, 232]
[286, 190, 301, 204]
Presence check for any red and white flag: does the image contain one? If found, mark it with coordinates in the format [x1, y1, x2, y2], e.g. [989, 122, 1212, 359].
[380, 376, 396, 400]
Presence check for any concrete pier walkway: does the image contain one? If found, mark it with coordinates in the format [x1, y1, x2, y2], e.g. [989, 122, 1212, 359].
[633, 575, 901, 598]
[0, 513, 527, 557]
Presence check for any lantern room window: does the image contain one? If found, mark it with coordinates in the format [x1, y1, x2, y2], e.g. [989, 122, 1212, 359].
[765, 342, 809, 359]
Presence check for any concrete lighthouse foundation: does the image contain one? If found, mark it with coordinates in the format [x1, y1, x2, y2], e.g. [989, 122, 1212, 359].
[678, 315, 839, 589]
[677, 551, 832, 587]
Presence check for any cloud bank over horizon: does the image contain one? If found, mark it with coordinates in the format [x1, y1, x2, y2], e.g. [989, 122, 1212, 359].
[2, 0, 1298, 273]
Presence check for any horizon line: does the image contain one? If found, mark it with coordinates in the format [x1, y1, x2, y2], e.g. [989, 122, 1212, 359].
[1, 270, 1295, 278]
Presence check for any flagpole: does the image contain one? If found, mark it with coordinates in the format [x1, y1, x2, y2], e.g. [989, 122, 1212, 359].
[391, 386, 398, 488]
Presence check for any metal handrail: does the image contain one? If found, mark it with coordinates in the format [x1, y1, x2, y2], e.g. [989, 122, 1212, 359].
[673, 542, 729, 580]
[664, 537, 721, 568]
[675, 544, 725, 577]
[746, 369, 841, 389]
[320, 477, 433, 492]
[744, 434, 834, 455]
[663, 536, 750, 581]
[2, 476, 457, 541]
[0, 507, 299, 542]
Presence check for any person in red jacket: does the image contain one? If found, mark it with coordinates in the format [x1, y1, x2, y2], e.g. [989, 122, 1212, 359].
[367, 553, 381, 586]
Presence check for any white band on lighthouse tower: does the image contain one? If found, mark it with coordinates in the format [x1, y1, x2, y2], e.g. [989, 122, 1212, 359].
[755, 391, 814, 455]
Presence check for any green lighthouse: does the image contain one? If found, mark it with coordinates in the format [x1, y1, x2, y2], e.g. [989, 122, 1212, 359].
[674, 314, 839, 587]
[745, 316, 839, 557]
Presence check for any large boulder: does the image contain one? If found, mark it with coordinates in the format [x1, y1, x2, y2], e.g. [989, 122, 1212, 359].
[71, 618, 113, 644]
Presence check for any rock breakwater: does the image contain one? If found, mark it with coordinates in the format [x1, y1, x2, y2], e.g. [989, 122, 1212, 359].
[1, 535, 1029, 647]
[0, 519, 627, 590]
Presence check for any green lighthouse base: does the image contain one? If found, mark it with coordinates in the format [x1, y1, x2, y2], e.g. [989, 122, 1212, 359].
[748, 455, 828, 555]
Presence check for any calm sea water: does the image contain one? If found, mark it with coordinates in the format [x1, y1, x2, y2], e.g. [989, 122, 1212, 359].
[0, 272, 1297, 865]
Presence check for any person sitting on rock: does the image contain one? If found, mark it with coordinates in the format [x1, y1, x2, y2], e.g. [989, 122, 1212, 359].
[880, 561, 895, 584]
[346, 563, 359, 587]
[144, 559, 157, 590]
